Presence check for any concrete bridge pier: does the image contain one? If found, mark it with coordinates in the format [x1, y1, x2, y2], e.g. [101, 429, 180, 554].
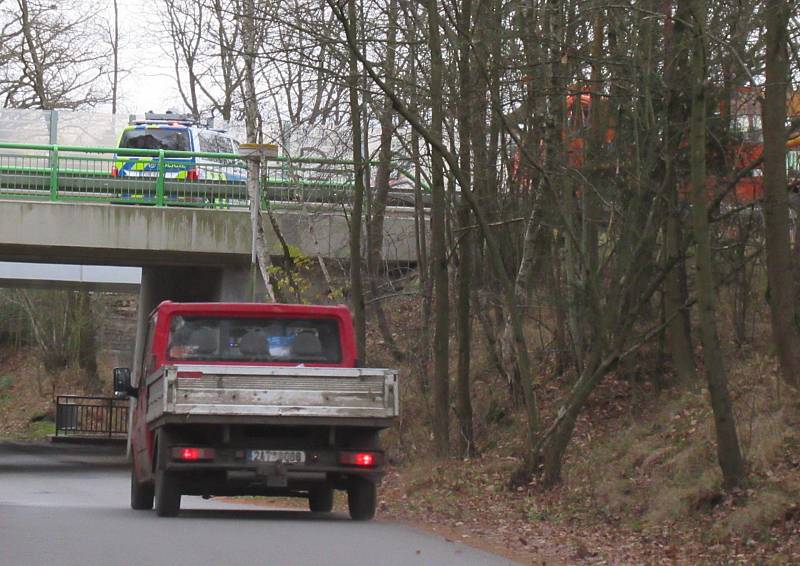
[130, 265, 254, 386]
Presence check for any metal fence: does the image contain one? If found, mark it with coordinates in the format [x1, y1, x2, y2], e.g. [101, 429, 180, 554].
[55, 395, 129, 438]
[0, 141, 424, 210]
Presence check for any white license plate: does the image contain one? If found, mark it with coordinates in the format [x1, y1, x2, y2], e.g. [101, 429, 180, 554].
[248, 450, 305, 464]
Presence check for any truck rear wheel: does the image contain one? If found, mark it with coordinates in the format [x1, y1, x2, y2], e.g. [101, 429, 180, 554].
[155, 468, 181, 517]
[347, 478, 376, 521]
[308, 488, 334, 513]
[130, 467, 154, 510]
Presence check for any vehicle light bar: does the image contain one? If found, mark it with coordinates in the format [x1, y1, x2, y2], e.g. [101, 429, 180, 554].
[339, 451, 380, 468]
[171, 447, 215, 461]
[176, 371, 204, 378]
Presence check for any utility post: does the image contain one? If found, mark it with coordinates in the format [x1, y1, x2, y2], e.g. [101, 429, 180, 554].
[48, 110, 59, 200]
[48, 110, 58, 145]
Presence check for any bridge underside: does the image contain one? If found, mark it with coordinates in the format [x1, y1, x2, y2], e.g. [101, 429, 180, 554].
[0, 201, 418, 267]
[0, 200, 420, 379]
[0, 277, 140, 292]
[0, 262, 141, 292]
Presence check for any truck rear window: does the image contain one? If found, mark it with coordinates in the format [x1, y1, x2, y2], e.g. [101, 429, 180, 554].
[167, 315, 342, 364]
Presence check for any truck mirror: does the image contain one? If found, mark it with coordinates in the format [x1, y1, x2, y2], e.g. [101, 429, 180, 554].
[113, 367, 134, 397]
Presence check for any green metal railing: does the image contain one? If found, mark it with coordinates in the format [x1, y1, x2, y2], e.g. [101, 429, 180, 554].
[0, 141, 424, 209]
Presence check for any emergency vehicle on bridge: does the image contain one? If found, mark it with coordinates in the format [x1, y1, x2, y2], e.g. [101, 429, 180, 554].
[111, 112, 245, 183]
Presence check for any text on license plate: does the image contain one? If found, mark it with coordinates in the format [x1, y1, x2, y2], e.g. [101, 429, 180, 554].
[248, 450, 306, 464]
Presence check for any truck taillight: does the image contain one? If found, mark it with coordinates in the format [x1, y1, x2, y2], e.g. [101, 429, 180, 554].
[355, 453, 374, 466]
[171, 447, 215, 461]
[339, 451, 380, 468]
[177, 371, 203, 378]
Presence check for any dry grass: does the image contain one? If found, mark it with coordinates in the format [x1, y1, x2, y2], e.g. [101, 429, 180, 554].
[371, 293, 800, 564]
[0, 346, 116, 438]
[560, 350, 800, 555]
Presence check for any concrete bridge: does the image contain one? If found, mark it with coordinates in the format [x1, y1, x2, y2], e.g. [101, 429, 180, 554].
[0, 141, 420, 266]
[0, 200, 418, 267]
[0, 141, 422, 380]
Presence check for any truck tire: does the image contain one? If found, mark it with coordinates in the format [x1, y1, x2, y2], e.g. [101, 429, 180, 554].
[347, 478, 376, 521]
[155, 468, 181, 517]
[308, 488, 334, 513]
[130, 467, 154, 510]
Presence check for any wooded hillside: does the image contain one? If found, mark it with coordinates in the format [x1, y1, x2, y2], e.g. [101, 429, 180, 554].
[1, 0, 799, 562]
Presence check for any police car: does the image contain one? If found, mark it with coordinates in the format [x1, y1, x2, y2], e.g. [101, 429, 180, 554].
[111, 112, 245, 183]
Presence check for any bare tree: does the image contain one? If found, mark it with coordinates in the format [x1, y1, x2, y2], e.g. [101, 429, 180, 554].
[162, 0, 205, 118]
[684, 0, 746, 489]
[2, 290, 98, 392]
[149, 0, 787, 492]
[0, 0, 112, 109]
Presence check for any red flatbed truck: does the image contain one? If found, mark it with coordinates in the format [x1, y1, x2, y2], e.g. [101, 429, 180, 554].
[113, 301, 399, 519]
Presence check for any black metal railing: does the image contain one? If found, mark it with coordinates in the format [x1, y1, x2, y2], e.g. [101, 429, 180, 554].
[55, 395, 129, 438]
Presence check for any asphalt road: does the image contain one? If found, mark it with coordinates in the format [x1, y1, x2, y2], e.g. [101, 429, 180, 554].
[0, 442, 519, 566]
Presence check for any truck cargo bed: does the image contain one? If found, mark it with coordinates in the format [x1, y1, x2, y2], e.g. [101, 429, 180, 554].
[145, 365, 399, 427]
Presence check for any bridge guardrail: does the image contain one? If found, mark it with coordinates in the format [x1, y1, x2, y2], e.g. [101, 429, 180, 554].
[0, 142, 427, 210]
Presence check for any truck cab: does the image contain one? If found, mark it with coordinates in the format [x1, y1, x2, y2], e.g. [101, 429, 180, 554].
[114, 301, 398, 519]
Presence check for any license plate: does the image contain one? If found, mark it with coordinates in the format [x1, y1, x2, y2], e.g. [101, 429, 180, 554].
[247, 450, 305, 464]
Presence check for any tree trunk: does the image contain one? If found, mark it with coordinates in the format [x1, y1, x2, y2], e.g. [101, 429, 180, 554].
[76, 291, 100, 392]
[455, 214, 474, 457]
[662, 0, 696, 382]
[426, 0, 450, 457]
[762, 0, 800, 388]
[347, 0, 367, 363]
[546, 0, 583, 376]
[454, 0, 474, 458]
[112, 0, 119, 114]
[685, 0, 746, 489]
[406, 4, 431, 396]
[366, 0, 404, 363]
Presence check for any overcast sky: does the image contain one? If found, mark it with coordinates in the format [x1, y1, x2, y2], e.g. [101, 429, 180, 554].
[110, 0, 185, 116]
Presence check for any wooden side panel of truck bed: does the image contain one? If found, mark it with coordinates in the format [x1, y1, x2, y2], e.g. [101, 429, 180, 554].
[144, 365, 399, 426]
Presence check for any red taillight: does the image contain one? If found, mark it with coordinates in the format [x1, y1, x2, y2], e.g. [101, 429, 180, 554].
[111, 166, 118, 177]
[339, 451, 379, 468]
[179, 447, 200, 460]
[187, 168, 199, 180]
[171, 447, 215, 461]
[355, 453, 374, 467]
[176, 371, 203, 378]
